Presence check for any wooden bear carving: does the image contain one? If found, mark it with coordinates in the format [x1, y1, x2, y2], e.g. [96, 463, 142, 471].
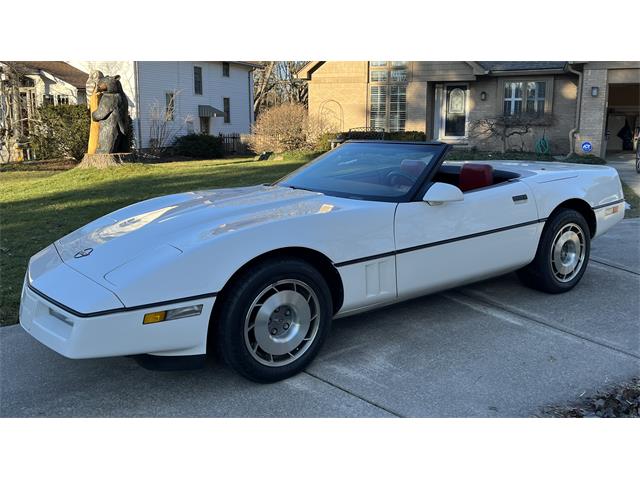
[92, 75, 129, 153]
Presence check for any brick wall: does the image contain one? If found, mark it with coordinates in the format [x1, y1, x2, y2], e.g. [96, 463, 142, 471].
[307, 61, 369, 131]
[576, 68, 608, 157]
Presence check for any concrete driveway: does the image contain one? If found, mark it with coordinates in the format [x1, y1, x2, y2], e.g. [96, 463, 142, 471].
[1, 220, 638, 418]
[607, 152, 640, 196]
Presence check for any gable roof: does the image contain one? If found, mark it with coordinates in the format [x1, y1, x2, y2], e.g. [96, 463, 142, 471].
[297, 61, 569, 80]
[10, 61, 89, 88]
[477, 61, 567, 72]
[296, 61, 324, 79]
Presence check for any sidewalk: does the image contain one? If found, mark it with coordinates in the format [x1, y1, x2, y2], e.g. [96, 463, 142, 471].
[606, 152, 640, 196]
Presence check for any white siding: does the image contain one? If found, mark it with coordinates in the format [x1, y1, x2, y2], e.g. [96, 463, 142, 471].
[136, 61, 254, 148]
[68, 61, 254, 149]
[68, 61, 136, 111]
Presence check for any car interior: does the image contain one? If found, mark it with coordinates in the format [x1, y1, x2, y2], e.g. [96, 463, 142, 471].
[427, 162, 520, 192]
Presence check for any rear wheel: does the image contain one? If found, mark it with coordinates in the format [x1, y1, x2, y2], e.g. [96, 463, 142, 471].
[214, 257, 332, 383]
[517, 209, 590, 293]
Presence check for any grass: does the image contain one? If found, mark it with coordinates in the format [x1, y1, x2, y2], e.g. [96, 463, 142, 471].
[0, 151, 321, 326]
[621, 181, 640, 219]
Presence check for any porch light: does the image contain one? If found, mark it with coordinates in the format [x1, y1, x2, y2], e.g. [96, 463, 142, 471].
[480, 91, 487, 101]
[591, 86, 599, 97]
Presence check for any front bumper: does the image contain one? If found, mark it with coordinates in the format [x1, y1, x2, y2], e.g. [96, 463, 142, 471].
[19, 246, 215, 359]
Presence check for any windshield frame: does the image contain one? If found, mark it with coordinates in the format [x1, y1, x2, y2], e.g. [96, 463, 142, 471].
[276, 141, 451, 203]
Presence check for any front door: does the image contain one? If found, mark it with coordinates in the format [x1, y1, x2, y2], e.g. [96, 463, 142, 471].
[435, 84, 468, 140]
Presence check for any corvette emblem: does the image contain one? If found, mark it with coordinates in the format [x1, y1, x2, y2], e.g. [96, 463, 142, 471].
[74, 248, 94, 258]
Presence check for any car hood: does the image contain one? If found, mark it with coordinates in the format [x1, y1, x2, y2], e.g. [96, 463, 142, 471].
[55, 185, 326, 282]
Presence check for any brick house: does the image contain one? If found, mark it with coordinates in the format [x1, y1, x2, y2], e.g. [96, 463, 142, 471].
[297, 61, 640, 157]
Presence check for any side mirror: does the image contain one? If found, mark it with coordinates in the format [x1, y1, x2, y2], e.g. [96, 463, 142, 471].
[422, 182, 464, 206]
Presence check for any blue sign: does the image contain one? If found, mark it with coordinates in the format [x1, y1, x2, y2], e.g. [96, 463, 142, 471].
[581, 141, 593, 153]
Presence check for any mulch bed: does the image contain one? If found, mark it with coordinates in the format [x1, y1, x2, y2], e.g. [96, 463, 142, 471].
[539, 378, 640, 417]
[0, 158, 77, 172]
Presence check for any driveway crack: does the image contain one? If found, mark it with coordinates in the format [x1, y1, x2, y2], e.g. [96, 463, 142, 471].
[590, 257, 639, 276]
[303, 370, 404, 418]
[451, 289, 640, 361]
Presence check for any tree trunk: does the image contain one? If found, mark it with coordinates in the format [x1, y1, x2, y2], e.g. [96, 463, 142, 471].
[78, 152, 136, 168]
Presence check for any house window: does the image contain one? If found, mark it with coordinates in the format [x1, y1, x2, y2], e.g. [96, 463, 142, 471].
[56, 95, 70, 105]
[222, 62, 230, 77]
[370, 86, 387, 130]
[503, 80, 546, 116]
[200, 116, 210, 134]
[389, 85, 406, 132]
[194, 66, 203, 95]
[526, 81, 546, 115]
[370, 70, 387, 82]
[369, 61, 408, 132]
[223, 97, 230, 123]
[42, 94, 54, 105]
[165, 92, 175, 121]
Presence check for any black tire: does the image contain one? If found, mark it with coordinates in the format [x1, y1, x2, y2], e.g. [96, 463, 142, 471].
[214, 257, 333, 383]
[517, 208, 591, 294]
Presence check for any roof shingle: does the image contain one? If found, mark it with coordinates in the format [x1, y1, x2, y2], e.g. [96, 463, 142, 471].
[10, 61, 89, 88]
[477, 61, 566, 72]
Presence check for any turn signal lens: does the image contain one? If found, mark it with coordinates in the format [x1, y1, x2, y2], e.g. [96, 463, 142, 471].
[143, 304, 203, 325]
[604, 205, 620, 217]
[143, 311, 166, 324]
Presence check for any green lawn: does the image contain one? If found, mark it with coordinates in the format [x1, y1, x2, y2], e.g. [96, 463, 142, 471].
[0, 152, 319, 326]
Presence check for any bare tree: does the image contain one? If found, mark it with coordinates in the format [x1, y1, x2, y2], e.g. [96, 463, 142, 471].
[469, 114, 553, 153]
[147, 90, 181, 156]
[253, 61, 276, 116]
[0, 62, 30, 163]
[253, 61, 309, 118]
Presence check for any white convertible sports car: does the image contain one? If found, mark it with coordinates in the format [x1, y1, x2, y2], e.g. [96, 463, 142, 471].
[20, 141, 625, 382]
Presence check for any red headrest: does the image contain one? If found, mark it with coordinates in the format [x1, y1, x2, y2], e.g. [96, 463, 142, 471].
[400, 159, 426, 178]
[459, 164, 494, 192]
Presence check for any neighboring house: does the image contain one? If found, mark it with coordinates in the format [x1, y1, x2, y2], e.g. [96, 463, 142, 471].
[298, 61, 640, 157]
[0, 61, 88, 141]
[69, 61, 258, 150]
[0, 61, 88, 109]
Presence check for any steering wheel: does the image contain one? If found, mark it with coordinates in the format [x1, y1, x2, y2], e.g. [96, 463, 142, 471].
[385, 170, 416, 188]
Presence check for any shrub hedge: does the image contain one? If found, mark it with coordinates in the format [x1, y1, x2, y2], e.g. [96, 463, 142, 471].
[31, 104, 90, 161]
[172, 133, 225, 158]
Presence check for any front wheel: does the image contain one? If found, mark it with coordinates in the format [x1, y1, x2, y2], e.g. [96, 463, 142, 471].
[214, 257, 333, 383]
[517, 209, 591, 294]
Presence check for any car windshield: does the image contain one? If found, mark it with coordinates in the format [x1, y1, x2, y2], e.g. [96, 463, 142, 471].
[278, 142, 443, 200]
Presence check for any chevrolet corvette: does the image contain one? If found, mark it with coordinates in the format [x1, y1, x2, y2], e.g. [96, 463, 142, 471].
[20, 141, 625, 382]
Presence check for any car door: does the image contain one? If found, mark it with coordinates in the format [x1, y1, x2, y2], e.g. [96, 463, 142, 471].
[394, 178, 540, 299]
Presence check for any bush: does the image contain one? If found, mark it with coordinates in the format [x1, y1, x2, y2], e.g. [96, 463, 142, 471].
[384, 131, 427, 141]
[31, 104, 90, 161]
[249, 103, 332, 153]
[172, 133, 224, 158]
[314, 131, 341, 151]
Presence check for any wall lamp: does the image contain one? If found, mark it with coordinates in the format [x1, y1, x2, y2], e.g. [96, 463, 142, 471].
[480, 91, 487, 101]
[591, 86, 599, 97]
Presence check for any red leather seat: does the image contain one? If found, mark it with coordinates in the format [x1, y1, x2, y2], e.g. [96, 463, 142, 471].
[459, 163, 494, 192]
